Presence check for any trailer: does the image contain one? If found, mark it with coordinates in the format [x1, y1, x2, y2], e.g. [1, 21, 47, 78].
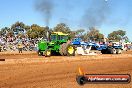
[72, 38, 122, 54]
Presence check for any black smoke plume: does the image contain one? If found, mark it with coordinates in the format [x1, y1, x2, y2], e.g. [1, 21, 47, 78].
[35, 0, 54, 26]
[81, 0, 110, 28]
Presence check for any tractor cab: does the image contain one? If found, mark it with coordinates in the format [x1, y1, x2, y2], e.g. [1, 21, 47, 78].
[50, 32, 69, 43]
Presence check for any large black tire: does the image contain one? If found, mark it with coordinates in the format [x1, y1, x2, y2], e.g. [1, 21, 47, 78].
[112, 48, 117, 54]
[116, 49, 122, 54]
[0, 48, 1, 52]
[64, 44, 75, 56]
[62, 43, 67, 56]
[38, 50, 43, 56]
[101, 49, 107, 54]
[45, 49, 51, 57]
[76, 76, 85, 85]
[109, 48, 116, 54]
[59, 43, 65, 56]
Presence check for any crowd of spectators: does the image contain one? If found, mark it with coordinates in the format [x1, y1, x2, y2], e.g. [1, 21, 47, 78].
[0, 36, 39, 52]
[0, 35, 132, 53]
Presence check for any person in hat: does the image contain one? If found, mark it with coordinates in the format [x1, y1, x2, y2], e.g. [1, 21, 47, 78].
[18, 43, 23, 53]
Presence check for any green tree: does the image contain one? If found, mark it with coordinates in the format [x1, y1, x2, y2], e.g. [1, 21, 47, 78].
[0, 27, 13, 37]
[53, 23, 76, 39]
[75, 29, 85, 37]
[25, 25, 31, 31]
[53, 23, 71, 33]
[0, 31, 2, 36]
[81, 33, 88, 41]
[26, 24, 48, 39]
[11, 21, 25, 29]
[0, 27, 8, 36]
[108, 30, 126, 41]
[11, 21, 26, 33]
[86, 27, 104, 41]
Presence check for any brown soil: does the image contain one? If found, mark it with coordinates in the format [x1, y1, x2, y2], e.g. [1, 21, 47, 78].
[0, 50, 132, 88]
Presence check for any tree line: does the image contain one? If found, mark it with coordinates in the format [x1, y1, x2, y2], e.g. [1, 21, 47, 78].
[0, 21, 129, 42]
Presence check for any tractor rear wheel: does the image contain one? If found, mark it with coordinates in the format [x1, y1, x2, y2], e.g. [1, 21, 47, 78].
[101, 49, 107, 54]
[45, 49, 51, 57]
[59, 43, 65, 56]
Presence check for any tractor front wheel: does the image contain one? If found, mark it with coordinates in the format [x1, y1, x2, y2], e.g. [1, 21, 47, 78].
[38, 50, 43, 56]
[45, 49, 51, 57]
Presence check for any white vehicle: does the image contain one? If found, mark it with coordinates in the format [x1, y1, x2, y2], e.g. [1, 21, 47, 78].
[76, 46, 97, 55]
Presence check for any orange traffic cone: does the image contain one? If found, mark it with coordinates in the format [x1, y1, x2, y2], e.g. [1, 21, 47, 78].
[78, 67, 85, 75]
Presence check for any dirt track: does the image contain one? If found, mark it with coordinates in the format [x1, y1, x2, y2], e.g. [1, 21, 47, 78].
[0, 51, 132, 88]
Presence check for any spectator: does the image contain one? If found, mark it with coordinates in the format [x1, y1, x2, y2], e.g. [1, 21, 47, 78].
[0, 45, 2, 52]
[18, 43, 23, 53]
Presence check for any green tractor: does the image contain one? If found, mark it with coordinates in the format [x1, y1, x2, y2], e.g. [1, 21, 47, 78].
[38, 32, 75, 57]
